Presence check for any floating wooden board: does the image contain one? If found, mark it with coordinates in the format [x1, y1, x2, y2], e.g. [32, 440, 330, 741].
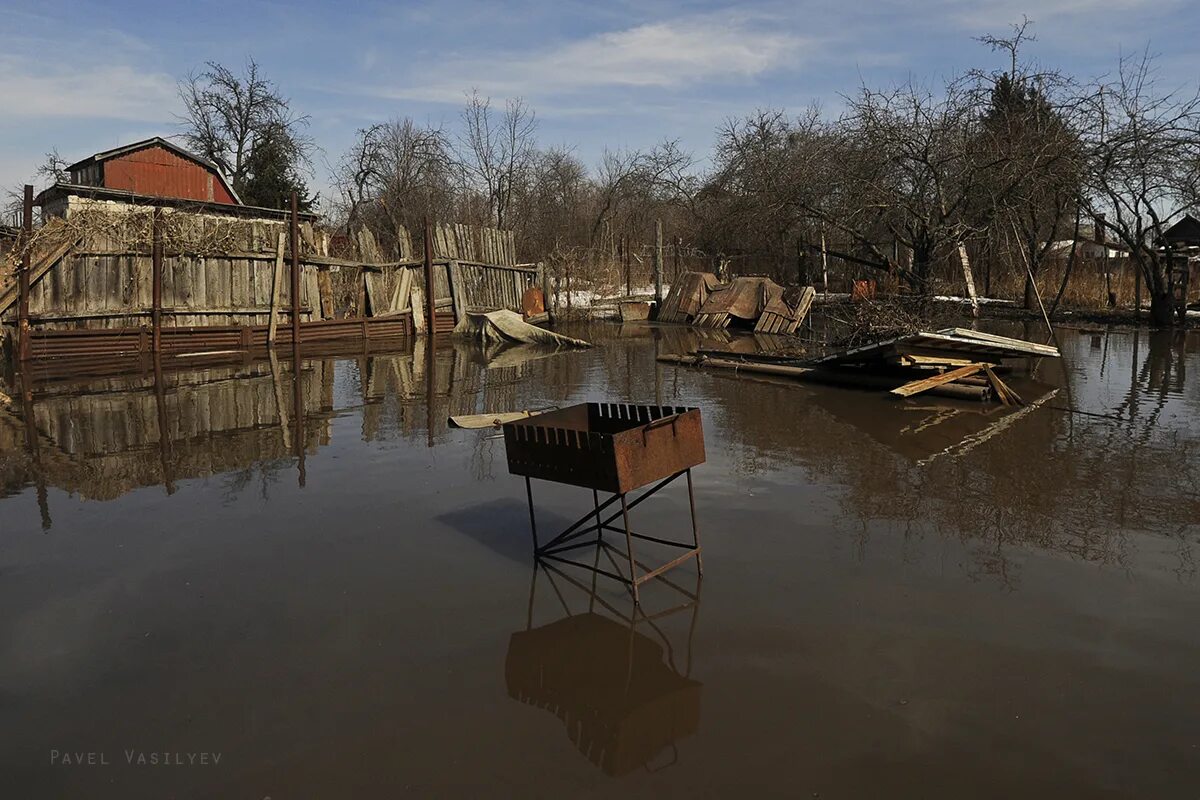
[890, 364, 985, 398]
[449, 410, 547, 429]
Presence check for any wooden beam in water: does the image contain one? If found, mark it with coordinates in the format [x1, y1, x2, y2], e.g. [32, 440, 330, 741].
[890, 364, 985, 398]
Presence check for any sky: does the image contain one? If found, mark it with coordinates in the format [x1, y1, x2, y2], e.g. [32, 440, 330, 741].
[2, 0, 1198, 206]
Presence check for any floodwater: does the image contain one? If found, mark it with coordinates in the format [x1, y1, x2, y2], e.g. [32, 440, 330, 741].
[0, 320, 1197, 798]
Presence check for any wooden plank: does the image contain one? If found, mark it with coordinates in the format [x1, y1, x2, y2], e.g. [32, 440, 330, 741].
[120, 253, 134, 308]
[391, 267, 413, 313]
[190, 257, 206, 316]
[410, 281, 426, 333]
[983, 366, 1024, 406]
[317, 268, 334, 319]
[364, 271, 382, 316]
[448, 261, 468, 323]
[103, 255, 119, 316]
[268, 231, 285, 343]
[938, 328, 1061, 358]
[0, 234, 79, 315]
[890, 364, 985, 398]
[449, 410, 545, 429]
[176, 255, 194, 310]
[305, 267, 320, 322]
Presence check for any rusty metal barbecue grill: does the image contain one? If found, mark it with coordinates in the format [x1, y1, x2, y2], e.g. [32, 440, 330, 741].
[503, 402, 706, 603]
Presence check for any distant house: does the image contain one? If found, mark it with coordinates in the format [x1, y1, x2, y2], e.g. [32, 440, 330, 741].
[34, 137, 309, 223]
[1045, 223, 1127, 261]
[1159, 214, 1200, 252]
[36, 137, 241, 216]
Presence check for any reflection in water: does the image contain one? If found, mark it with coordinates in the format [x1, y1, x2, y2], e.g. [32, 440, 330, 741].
[0, 320, 1198, 797]
[0, 322, 1196, 587]
[0, 339, 575, 514]
[506, 558, 702, 776]
[652, 323, 1199, 588]
[0, 356, 333, 508]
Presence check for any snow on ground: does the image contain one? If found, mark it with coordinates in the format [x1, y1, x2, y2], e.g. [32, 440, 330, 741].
[552, 284, 664, 309]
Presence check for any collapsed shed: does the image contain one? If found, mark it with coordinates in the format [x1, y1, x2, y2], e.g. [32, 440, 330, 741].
[657, 272, 815, 334]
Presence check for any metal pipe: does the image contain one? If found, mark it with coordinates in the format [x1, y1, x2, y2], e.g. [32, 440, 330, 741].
[654, 219, 664, 307]
[687, 468, 703, 575]
[621, 494, 640, 605]
[525, 477, 539, 552]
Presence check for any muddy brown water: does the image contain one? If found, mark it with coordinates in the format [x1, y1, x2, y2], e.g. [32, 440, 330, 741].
[0, 321, 1197, 798]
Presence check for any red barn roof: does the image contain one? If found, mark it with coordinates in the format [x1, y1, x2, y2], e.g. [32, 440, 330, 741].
[65, 137, 241, 205]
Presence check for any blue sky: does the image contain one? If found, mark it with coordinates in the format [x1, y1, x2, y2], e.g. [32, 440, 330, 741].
[3, 0, 1198, 204]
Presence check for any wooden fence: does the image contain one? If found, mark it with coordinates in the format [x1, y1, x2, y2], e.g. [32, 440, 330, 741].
[1, 207, 542, 361]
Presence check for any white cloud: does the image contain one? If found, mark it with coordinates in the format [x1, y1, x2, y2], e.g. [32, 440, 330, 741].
[355, 11, 808, 104]
[0, 58, 178, 121]
[529, 15, 803, 88]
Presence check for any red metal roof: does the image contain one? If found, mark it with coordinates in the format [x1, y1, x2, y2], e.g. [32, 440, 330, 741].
[67, 137, 241, 205]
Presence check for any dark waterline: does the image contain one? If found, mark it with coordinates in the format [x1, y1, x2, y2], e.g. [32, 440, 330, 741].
[1, 321, 1197, 798]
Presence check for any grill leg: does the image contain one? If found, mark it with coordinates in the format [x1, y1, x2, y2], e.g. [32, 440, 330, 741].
[621, 493, 640, 605]
[592, 489, 603, 544]
[525, 476, 539, 554]
[686, 468, 703, 575]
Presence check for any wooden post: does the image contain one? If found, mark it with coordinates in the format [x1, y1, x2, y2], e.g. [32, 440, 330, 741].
[820, 228, 829, 297]
[956, 242, 980, 318]
[17, 184, 32, 363]
[653, 219, 664, 305]
[267, 231, 285, 345]
[623, 234, 631, 297]
[151, 208, 163, 352]
[674, 236, 681, 281]
[536, 261, 547, 312]
[289, 192, 301, 347]
[423, 216, 437, 339]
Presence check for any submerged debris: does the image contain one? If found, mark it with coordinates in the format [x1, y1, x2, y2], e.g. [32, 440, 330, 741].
[660, 328, 1058, 405]
[460, 310, 591, 348]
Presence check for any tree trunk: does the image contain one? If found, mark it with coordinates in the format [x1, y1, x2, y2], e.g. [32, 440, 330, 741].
[1149, 292, 1175, 326]
[1024, 271, 1038, 311]
[910, 243, 934, 298]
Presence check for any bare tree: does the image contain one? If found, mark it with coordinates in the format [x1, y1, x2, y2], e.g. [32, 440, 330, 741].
[456, 91, 538, 228]
[332, 118, 454, 253]
[178, 59, 313, 207]
[973, 21, 1084, 309]
[334, 123, 387, 232]
[1078, 50, 1200, 325]
[35, 149, 70, 185]
[829, 80, 993, 293]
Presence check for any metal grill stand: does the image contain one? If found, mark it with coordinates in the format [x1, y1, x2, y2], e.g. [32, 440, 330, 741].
[504, 403, 706, 605]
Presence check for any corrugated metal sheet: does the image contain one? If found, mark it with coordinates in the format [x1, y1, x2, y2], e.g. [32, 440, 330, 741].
[102, 145, 238, 205]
